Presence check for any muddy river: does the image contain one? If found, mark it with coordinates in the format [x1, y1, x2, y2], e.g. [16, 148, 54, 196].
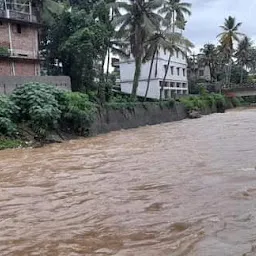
[1, 108, 256, 255]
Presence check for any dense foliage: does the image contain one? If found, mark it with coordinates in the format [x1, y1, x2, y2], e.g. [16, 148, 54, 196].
[11, 83, 62, 137]
[61, 92, 97, 135]
[41, 0, 193, 102]
[43, 9, 110, 92]
[0, 83, 98, 139]
[179, 93, 235, 112]
[0, 95, 19, 136]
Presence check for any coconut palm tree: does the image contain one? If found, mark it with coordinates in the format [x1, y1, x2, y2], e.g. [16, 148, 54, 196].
[157, 1, 192, 100]
[199, 44, 218, 82]
[248, 47, 256, 74]
[112, 0, 163, 100]
[235, 36, 252, 84]
[159, 32, 193, 100]
[143, 29, 174, 100]
[217, 16, 244, 86]
[159, 0, 191, 32]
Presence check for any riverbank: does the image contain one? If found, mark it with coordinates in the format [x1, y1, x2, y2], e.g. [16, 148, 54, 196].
[0, 84, 236, 150]
[0, 103, 223, 150]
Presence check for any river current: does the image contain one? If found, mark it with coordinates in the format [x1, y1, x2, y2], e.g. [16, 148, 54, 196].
[1, 108, 256, 255]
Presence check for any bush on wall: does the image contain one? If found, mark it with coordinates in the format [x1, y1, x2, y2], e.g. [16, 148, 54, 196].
[11, 83, 62, 137]
[0, 95, 19, 136]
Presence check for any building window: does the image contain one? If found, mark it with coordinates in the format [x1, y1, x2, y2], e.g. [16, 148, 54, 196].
[183, 68, 185, 76]
[176, 50, 179, 58]
[199, 70, 204, 77]
[177, 67, 180, 76]
[164, 64, 168, 72]
[170, 66, 174, 75]
[160, 81, 167, 88]
[183, 83, 186, 88]
[170, 82, 174, 87]
[182, 53, 185, 59]
[177, 83, 180, 88]
[16, 24, 21, 34]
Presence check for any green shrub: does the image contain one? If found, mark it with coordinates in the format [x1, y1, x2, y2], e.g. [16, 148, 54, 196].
[203, 94, 216, 108]
[0, 117, 17, 136]
[212, 94, 226, 111]
[162, 98, 175, 108]
[180, 93, 226, 112]
[180, 97, 197, 111]
[106, 94, 137, 110]
[11, 83, 62, 137]
[180, 96, 208, 111]
[0, 47, 10, 57]
[199, 85, 208, 96]
[224, 97, 233, 109]
[0, 95, 19, 136]
[61, 92, 97, 135]
[231, 97, 241, 107]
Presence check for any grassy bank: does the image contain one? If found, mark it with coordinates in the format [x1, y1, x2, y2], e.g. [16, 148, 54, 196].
[0, 83, 242, 150]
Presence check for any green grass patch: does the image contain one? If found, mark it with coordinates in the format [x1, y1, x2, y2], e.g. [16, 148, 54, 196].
[0, 138, 24, 150]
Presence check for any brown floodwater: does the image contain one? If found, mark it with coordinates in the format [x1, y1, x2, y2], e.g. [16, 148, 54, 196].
[1, 109, 256, 256]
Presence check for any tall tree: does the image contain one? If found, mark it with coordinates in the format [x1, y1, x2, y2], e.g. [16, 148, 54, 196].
[217, 16, 244, 86]
[235, 36, 252, 84]
[112, 0, 163, 100]
[160, 32, 193, 100]
[32, 0, 65, 24]
[44, 9, 111, 92]
[143, 29, 174, 100]
[159, 0, 191, 32]
[158, 0, 192, 100]
[248, 47, 256, 74]
[199, 44, 218, 82]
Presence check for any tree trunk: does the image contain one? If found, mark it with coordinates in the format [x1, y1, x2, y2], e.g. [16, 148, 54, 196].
[160, 53, 171, 101]
[98, 56, 106, 104]
[228, 61, 232, 87]
[209, 64, 213, 82]
[131, 56, 142, 100]
[144, 48, 156, 101]
[240, 65, 243, 84]
[225, 62, 231, 87]
[106, 47, 110, 81]
[154, 51, 158, 77]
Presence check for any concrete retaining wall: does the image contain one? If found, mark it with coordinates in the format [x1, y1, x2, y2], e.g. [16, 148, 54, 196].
[89, 102, 219, 136]
[0, 76, 71, 94]
[90, 103, 188, 135]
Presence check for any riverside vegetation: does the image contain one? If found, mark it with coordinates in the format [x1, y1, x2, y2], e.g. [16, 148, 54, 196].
[0, 83, 244, 150]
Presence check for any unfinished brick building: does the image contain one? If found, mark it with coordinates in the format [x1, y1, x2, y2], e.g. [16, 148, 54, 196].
[0, 0, 40, 76]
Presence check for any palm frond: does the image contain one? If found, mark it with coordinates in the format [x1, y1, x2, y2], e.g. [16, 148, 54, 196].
[108, 1, 132, 11]
[112, 13, 131, 27]
[111, 46, 130, 59]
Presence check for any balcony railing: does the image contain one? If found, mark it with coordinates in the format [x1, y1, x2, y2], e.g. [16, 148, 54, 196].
[9, 49, 39, 59]
[0, 46, 40, 59]
[0, 1, 38, 23]
[0, 9, 37, 23]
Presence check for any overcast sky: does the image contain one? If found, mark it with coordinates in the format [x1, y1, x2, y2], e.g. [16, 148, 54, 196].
[183, 0, 256, 53]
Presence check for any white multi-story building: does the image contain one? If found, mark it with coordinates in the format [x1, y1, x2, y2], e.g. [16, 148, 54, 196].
[119, 48, 188, 99]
